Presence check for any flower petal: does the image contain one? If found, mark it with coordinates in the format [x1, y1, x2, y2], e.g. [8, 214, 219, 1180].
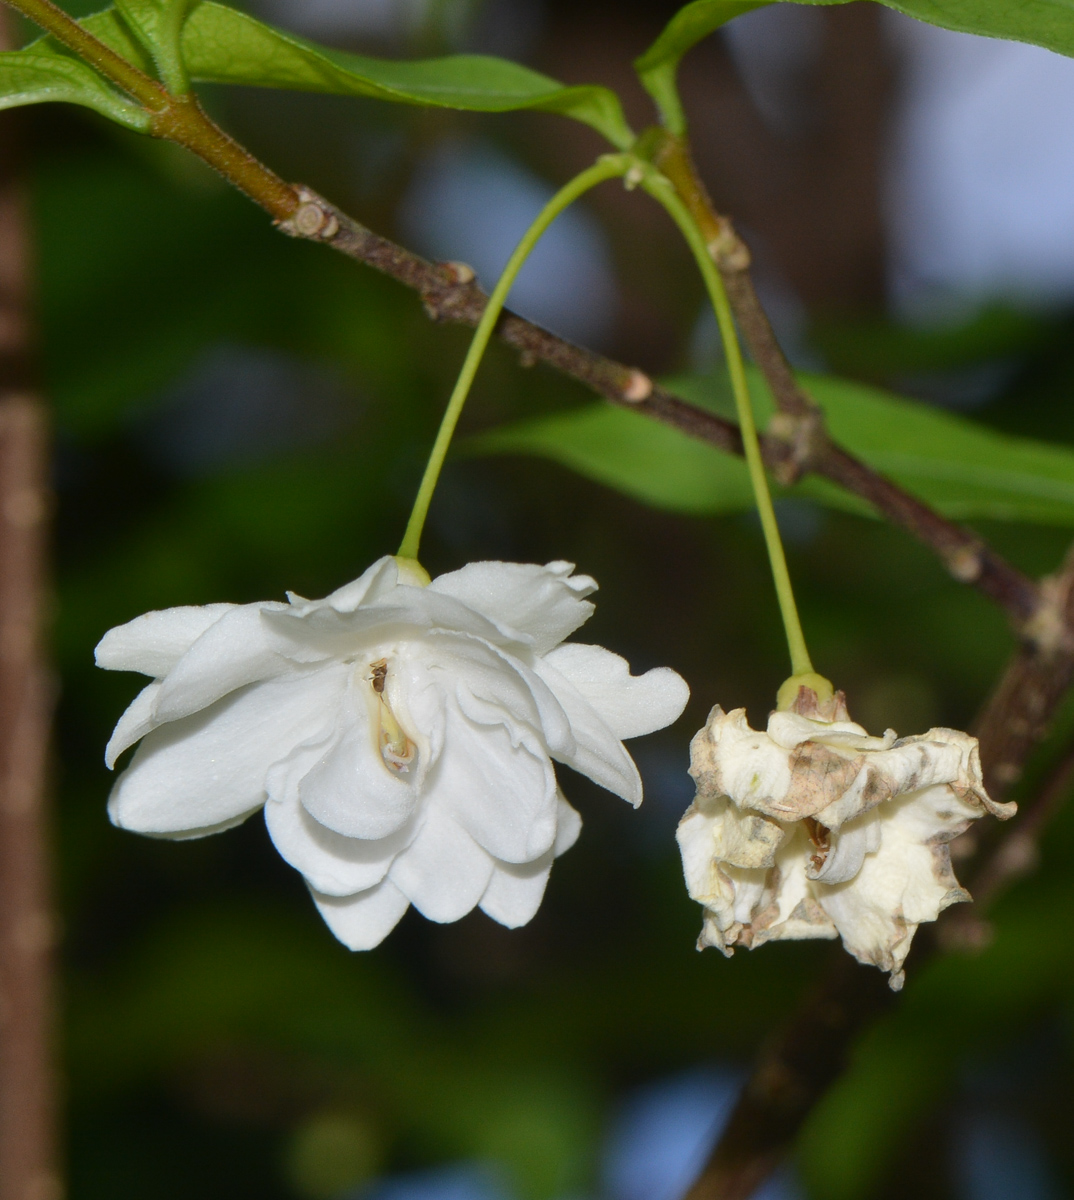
[677, 796, 725, 907]
[753, 833, 837, 947]
[265, 789, 415, 897]
[105, 681, 161, 768]
[554, 793, 582, 856]
[431, 704, 558, 862]
[533, 657, 642, 805]
[311, 878, 411, 950]
[95, 603, 235, 677]
[290, 555, 398, 615]
[388, 804, 494, 922]
[766, 711, 886, 752]
[436, 633, 573, 758]
[479, 852, 554, 927]
[430, 560, 596, 653]
[813, 734, 970, 829]
[298, 685, 421, 840]
[108, 668, 344, 837]
[808, 809, 881, 884]
[540, 643, 689, 739]
[153, 602, 297, 724]
[689, 708, 793, 815]
[816, 783, 978, 985]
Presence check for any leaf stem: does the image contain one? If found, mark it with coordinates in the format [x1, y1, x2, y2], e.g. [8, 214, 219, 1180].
[397, 154, 632, 561]
[2, 0, 165, 108]
[640, 167, 814, 678]
[0, 0, 299, 218]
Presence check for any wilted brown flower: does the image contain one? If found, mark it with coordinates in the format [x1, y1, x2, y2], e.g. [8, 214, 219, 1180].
[677, 685, 1015, 989]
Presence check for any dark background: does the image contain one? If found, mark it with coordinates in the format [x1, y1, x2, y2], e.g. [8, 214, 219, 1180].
[26, 0, 1074, 1196]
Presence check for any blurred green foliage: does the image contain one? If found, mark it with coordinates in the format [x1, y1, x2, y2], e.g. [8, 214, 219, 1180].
[473, 366, 1074, 523]
[22, 12, 1074, 1200]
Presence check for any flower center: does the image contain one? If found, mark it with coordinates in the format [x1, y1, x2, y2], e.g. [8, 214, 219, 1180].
[367, 657, 417, 773]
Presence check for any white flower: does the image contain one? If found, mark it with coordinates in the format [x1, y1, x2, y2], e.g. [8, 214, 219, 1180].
[676, 687, 1014, 989]
[97, 556, 689, 949]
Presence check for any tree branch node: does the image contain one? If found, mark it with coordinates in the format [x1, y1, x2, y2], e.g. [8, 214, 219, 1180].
[766, 408, 827, 484]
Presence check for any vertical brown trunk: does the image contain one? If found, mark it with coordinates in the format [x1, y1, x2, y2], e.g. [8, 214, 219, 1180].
[0, 11, 58, 1200]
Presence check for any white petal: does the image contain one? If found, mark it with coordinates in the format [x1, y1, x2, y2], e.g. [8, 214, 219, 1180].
[434, 633, 573, 758]
[479, 852, 554, 927]
[816, 784, 977, 978]
[766, 711, 885, 752]
[880, 778, 982, 847]
[540, 643, 689, 739]
[814, 736, 970, 829]
[263, 590, 513, 667]
[726, 865, 769, 926]
[311, 878, 411, 950]
[677, 796, 723, 905]
[388, 804, 494, 922]
[265, 789, 414, 897]
[768, 827, 814, 929]
[554, 793, 582, 856]
[689, 708, 793, 815]
[675, 792, 785, 896]
[532, 657, 642, 805]
[429, 560, 596, 653]
[153, 602, 296, 724]
[292, 555, 398, 615]
[431, 704, 558, 863]
[95, 603, 235, 677]
[808, 809, 881, 884]
[108, 668, 344, 837]
[753, 829, 837, 946]
[298, 685, 420, 840]
[105, 681, 162, 768]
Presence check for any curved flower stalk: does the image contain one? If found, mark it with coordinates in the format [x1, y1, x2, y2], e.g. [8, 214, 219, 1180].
[676, 686, 1015, 989]
[97, 556, 689, 949]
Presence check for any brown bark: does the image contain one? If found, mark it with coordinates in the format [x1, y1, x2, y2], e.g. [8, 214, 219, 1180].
[0, 11, 58, 1200]
[0, 398, 56, 1200]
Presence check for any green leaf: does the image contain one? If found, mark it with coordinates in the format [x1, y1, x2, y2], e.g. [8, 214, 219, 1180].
[176, 0, 633, 147]
[638, 0, 1074, 136]
[803, 0, 1074, 60]
[470, 403, 758, 515]
[471, 368, 1074, 526]
[0, 40, 150, 130]
[644, 0, 1074, 104]
[6, 1, 632, 143]
[113, 0, 199, 93]
[634, 0, 768, 134]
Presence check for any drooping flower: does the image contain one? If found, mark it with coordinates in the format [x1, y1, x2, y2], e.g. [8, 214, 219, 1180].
[97, 556, 689, 949]
[676, 685, 1014, 989]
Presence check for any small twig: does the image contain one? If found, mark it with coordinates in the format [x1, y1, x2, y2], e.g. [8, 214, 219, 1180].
[652, 134, 817, 422]
[649, 134, 1043, 624]
[279, 190, 1043, 629]
[684, 951, 895, 1200]
[0, 0, 1045, 630]
[2, 0, 299, 219]
[817, 443, 1042, 623]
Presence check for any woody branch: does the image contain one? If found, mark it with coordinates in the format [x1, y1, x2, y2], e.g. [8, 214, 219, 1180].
[0, 0, 1044, 634]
